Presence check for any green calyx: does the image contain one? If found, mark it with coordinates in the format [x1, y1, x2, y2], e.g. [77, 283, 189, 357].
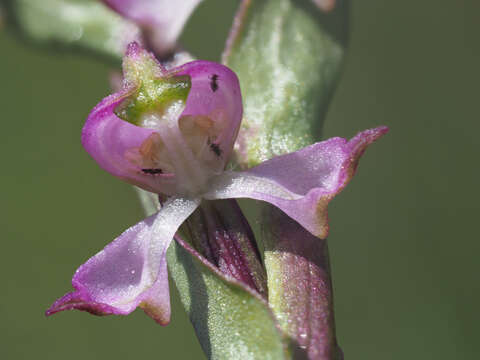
[115, 75, 191, 126]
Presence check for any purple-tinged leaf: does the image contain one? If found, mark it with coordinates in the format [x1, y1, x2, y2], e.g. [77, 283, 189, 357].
[263, 206, 342, 360]
[185, 199, 267, 297]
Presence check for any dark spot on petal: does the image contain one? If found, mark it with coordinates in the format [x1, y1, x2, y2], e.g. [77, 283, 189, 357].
[142, 168, 163, 174]
[210, 74, 219, 92]
[210, 143, 222, 157]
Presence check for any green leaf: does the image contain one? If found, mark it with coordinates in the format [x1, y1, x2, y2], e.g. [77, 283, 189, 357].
[224, 0, 349, 167]
[167, 236, 287, 360]
[2, 0, 140, 63]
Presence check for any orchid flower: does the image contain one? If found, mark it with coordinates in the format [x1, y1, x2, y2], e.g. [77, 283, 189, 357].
[102, 0, 203, 56]
[46, 42, 387, 325]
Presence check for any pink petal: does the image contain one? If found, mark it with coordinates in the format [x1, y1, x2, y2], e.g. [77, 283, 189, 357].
[204, 127, 388, 239]
[46, 197, 200, 324]
[102, 0, 203, 55]
[81, 88, 178, 194]
[171, 60, 243, 165]
[82, 44, 242, 194]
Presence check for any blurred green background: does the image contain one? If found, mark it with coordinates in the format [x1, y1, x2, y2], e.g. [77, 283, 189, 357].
[1, 1, 478, 359]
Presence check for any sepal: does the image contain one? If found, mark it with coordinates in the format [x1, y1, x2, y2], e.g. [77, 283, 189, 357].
[46, 197, 200, 325]
[205, 127, 388, 238]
